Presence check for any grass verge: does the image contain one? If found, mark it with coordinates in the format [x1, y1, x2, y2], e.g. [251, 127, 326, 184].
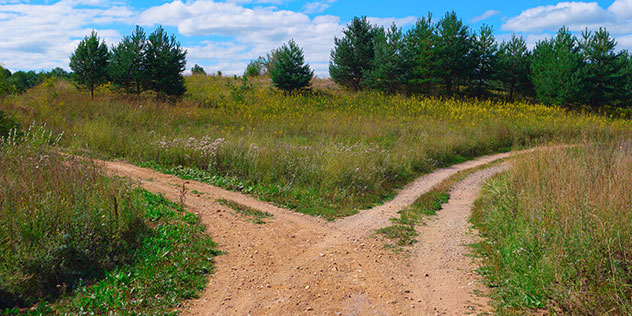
[377, 159, 507, 249]
[216, 199, 273, 224]
[1, 125, 221, 315]
[471, 143, 632, 315]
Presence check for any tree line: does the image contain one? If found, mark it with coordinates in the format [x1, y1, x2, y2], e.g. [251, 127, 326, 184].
[0, 67, 71, 96]
[69, 26, 187, 100]
[329, 12, 632, 108]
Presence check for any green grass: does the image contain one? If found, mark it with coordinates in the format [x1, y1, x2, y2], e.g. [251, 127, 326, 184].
[2, 77, 630, 220]
[377, 159, 506, 249]
[216, 199, 273, 224]
[4, 189, 220, 316]
[1, 125, 220, 315]
[471, 143, 632, 315]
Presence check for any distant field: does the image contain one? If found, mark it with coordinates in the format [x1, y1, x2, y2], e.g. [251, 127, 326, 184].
[2, 76, 630, 219]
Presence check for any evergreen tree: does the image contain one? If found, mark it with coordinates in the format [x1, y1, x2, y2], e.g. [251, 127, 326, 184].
[366, 24, 407, 93]
[471, 24, 497, 96]
[329, 16, 376, 90]
[578, 28, 625, 107]
[110, 25, 146, 95]
[191, 64, 206, 75]
[531, 27, 584, 106]
[270, 40, 313, 92]
[435, 11, 473, 95]
[143, 26, 187, 98]
[69, 30, 109, 100]
[497, 35, 532, 99]
[403, 13, 438, 94]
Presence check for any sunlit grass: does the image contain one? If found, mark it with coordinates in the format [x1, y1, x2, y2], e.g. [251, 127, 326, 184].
[2, 76, 630, 219]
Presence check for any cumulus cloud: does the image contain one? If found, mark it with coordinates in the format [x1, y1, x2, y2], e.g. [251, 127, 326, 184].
[139, 0, 346, 76]
[471, 9, 501, 23]
[0, 0, 423, 76]
[500, 0, 632, 34]
[0, 1, 130, 71]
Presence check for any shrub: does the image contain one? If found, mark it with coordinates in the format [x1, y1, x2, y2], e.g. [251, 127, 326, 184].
[0, 110, 19, 138]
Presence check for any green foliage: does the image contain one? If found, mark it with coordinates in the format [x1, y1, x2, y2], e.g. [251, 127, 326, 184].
[270, 40, 313, 92]
[0, 66, 16, 97]
[110, 25, 147, 95]
[3, 190, 220, 316]
[0, 110, 19, 138]
[245, 58, 266, 77]
[191, 64, 206, 75]
[143, 26, 187, 98]
[0, 124, 145, 308]
[471, 24, 497, 96]
[365, 24, 408, 93]
[497, 34, 532, 99]
[69, 31, 110, 100]
[403, 13, 439, 94]
[578, 28, 627, 107]
[329, 16, 376, 90]
[530, 27, 584, 106]
[435, 11, 473, 95]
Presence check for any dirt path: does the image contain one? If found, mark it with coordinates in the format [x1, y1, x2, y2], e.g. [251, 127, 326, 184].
[93, 150, 525, 315]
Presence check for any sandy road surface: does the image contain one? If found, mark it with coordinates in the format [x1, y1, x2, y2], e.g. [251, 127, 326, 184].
[93, 150, 525, 315]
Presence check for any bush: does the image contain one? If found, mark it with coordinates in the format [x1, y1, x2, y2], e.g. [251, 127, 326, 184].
[0, 124, 146, 307]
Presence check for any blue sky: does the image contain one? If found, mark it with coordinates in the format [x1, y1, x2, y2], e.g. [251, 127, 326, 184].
[1, 0, 632, 76]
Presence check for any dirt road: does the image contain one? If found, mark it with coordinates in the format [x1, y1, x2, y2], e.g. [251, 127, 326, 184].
[96, 150, 522, 315]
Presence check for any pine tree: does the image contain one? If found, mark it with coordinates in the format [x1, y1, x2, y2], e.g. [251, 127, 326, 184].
[531, 27, 584, 106]
[497, 35, 532, 99]
[69, 30, 109, 100]
[191, 64, 206, 76]
[270, 40, 313, 92]
[366, 24, 407, 93]
[143, 26, 187, 99]
[329, 16, 376, 90]
[402, 13, 438, 94]
[471, 24, 497, 96]
[579, 28, 625, 107]
[435, 11, 473, 95]
[110, 26, 146, 95]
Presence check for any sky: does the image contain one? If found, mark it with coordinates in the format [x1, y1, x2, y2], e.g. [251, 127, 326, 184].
[1, 0, 632, 76]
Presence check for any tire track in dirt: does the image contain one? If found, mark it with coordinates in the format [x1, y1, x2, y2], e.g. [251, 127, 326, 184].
[91, 149, 535, 315]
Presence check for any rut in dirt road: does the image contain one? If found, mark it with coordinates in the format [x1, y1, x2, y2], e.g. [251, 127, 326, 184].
[91, 149, 536, 315]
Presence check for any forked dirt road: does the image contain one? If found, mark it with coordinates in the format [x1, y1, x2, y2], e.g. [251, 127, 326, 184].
[95, 149, 529, 315]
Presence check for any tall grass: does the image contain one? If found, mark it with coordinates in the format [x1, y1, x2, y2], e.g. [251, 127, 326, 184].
[0, 124, 145, 307]
[472, 143, 632, 315]
[2, 76, 630, 218]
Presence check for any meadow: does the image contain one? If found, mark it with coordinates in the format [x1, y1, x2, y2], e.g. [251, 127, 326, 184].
[472, 142, 632, 314]
[2, 75, 630, 220]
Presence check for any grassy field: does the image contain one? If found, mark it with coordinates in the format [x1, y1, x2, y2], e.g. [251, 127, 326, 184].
[472, 142, 632, 315]
[2, 76, 630, 220]
[0, 124, 220, 315]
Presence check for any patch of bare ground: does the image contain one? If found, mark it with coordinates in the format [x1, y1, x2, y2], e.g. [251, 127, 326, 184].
[92, 149, 532, 315]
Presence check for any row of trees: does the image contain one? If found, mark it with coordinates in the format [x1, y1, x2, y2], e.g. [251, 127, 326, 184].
[0, 67, 71, 96]
[70, 26, 187, 100]
[329, 13, 632, 107]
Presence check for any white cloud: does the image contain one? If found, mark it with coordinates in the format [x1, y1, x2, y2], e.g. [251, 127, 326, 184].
[0, 0, 421, 76]
[0, 1, 130, 71]
[502, 0, 629, 33]
[302, 0, 336, 14]
[471, 9, 501, 23]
